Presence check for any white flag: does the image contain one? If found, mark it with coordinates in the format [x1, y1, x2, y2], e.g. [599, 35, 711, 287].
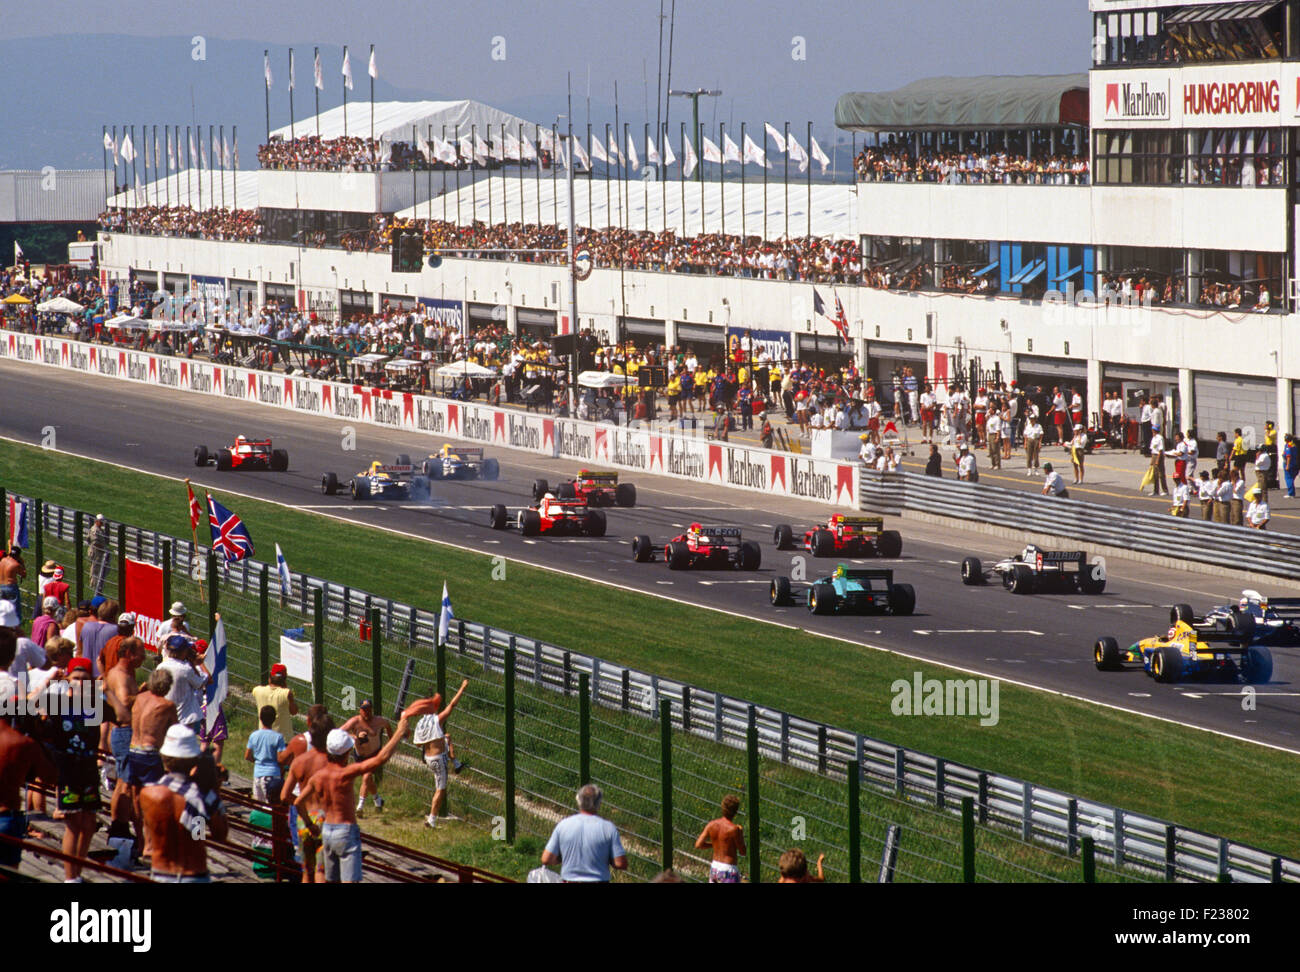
[188, 130, 196, 168]
[520, 133, 537, 161]
[571, 135, 589, 170]
[288, 49, 295, 90]
[787, 133, 809, 173]
[488, 136, 504, 161]
[167, 130, 175, 169]
[681, 135, 698, 178]
[701, 134, 722, 164]
[590, 134, 608, 164]
[342, 48, 353, 90]
[661, 131, 676, 167]
[233, 134, 239, 169]
[608, 131, 625, 165]
[103, 131, 118, 164]
[810, 134, 831, 173]
[223, 135, 231, 168]
[416, 128, 431, 160]
[430, 135, 452, 164]
[473, 133, 490, 165]
[264, 52, 272, 89]
[438, 582, 455, 646]
[626, 132, 639, 171]
[504, 132, 521, 160]
[646, 134, 661, 166]
[555, 136, 569, 170]
[120, 132, 136, 163]
[743, 132, 770, 168]
[538, 127, 555, 152]
[368, 47, 378, 79]
[765, 122, 787, 153]
[200, 136, 207, 170]
[314, 50, 323, 90]
[723, 133, 742, 164]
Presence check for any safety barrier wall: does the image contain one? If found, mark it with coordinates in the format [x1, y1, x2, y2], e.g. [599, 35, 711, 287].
[0, 327, 856, 509]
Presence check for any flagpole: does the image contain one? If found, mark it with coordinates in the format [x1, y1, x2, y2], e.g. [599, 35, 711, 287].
[101, 125, 109, 212]
[807, 121, 813, 239]
[661, 123, 667, 234]
[442, 125, 449, 223]
[153, 125, 160, 205]
[784, 121, 790, 241]
[342, 45, 349, 138]
[762, 123, 768, 241]
[680, 122, 686, 238]
[314, 47, 321, 137]
[454, 124, 461, 226]
[471, 124, 479, 225]
[604, 123, 611, 235]
[185, 479, 205, 604]
[643, 122, 650, 235]
[698, 123, 705, 236]
[209, 126, 215, 211]
[586, 123, 592, 230]
[428, 124, 434, 225]
[130, 125, 138, 210]
[233, 126, 238, 210]
[369, 45, 375, 162]
[551, 124, 559, 228]
[530, 123, 539, 228]
[264, 50, 271, 145]
[163, 126, 169, 208]
[220, 124, 226, 209]
[719, 122, 725, 238]
[741, 121, 746, 244]
[110, 124, 117, 210]
[288, 49, 296, 141]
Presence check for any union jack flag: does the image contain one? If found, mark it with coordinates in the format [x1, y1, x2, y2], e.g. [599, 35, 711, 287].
[832, 293, 851, 347]
[206, 494, 255, 563]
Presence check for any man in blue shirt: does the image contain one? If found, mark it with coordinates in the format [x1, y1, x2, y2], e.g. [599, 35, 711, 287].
[541, 784, 627, 882]
[244, 705, 286, 804]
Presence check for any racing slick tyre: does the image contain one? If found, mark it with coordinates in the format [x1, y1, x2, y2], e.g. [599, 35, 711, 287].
[557, 482, 577, 500]
[482, 458, 500, 481]
[1170, 603, 1196, 626]
[424, 460, 443, 480]
[216, 450, 233, 471]
[351, 477, 370, 501]
[1094, 636, 1122, 671]
[808, 582, 838, 615]
[773, 524, 794, 550]
[615, 482, 636, 507]
[889, 583, 916, 616]
[1077, 566, 1106, 596]
[532, 479, 549, 501]
[1151, 645, 1184, 683]
[877, 530, 903, 559]
[1244, 645, 1274, 684]
[489, 504, 508, 530]
[271, 449, 289, 472]
[960, 556, 982, 585]
[583, 509, 607, 538]
[632, 535, 654, 562]
[396, 454, 411, 467]
[1007, 564, 1035, 595]
[194, 445, 209, 467]
[811, 529, 835, 558]
[519, 509, 541, 537]
[321, 472, 339, 496]
[770, 576, 793, 606]
[666, 541, 691, 571]
[738, 540, 762, 571]
[1229, 606, 1257, 644]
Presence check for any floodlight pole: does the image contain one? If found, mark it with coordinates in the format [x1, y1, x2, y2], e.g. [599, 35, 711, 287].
[669, 88, 721, 182]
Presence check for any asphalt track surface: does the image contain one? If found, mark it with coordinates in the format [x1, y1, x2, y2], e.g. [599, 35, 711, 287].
[5, 356, 1299, 752]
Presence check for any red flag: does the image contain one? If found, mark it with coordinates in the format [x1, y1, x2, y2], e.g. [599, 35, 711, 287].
[186, 480, 202, 532]
[833, 294, 851, 347]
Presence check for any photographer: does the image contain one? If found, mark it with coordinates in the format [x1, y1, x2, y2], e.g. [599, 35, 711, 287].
[159, 635, 210, 734]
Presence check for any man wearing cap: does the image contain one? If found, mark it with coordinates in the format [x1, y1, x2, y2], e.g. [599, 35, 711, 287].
[163, 601, 191, 640]
[253, 663, 298, 742]
[0, 547, 25, 623]
[340, 700, 392, 813]
[159, 634, 209, 732]
[87, 514, 111, 597]
[30, 597, 63, 649]
[955, 444, 978, 482]
[0, 630, 56, 873]
[139, 725, 227, 882]
[40, 561, 69, 608]
[296, 703, 430, 883]
[97, 612, 137, 679]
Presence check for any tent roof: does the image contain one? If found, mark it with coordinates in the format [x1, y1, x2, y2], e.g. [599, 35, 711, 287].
[271, 99, 541, 144]
[107, 169, 259, 211]
[835, 74, 1090, 132]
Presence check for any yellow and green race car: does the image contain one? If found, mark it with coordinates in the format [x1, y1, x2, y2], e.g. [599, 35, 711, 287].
[1093, 614, 1271, 684]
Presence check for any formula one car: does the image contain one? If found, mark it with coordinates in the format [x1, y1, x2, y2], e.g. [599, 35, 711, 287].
[769, 565, 915, 616]
[321, 459, 430, 502]
[488, 493, 606, 537]
[194, 435, 288, 472]
[630, 524, 761, 571]
[1093, 613, 1271, 684]
[959, 545, 1105, 595]
[422, 445, 500, 481]
[773, 514, 902, 558]
[1170, 590, 1300, 648]
[532, 470, 636, 507]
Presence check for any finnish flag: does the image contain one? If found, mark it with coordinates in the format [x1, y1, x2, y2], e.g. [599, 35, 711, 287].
[275, 543, 291, 597]
[438, 582, 455, 646]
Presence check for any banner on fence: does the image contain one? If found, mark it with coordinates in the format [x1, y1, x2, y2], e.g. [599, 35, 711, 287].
[279, 634, 314, 683]
[123, 558, 166, 649]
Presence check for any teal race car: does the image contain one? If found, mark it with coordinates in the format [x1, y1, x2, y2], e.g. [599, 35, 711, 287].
[769, 565, 916, 616]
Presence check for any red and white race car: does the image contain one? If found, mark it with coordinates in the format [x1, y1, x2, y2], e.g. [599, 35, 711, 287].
[532, 470, 636, 507]
[488, 493, 607, 537]
[631, 524, 761, 571]
[773, 514, 902, 558]
[194, 436, 288, 472]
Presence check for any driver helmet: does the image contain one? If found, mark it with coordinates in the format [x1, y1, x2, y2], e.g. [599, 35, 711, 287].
[690, 522, 702, 533]
[543, 492, 555, 500]
[1021, 544, 1039, 560]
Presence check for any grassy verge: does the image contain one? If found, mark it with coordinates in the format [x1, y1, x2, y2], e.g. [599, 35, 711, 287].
[4, 437, 1299, 863]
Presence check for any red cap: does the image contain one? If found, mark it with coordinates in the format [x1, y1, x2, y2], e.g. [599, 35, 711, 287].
[67, 657, 93, 675]
[270, 663, 288, 677]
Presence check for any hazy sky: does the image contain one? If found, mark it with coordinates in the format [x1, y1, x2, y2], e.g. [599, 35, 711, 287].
[15, 0, 1088, 129]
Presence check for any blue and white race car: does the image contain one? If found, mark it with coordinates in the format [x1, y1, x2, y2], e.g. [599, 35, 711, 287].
[422, 445, 500, 481]
[321, 459, 430, 502]
[1171, 590, 1300, 647]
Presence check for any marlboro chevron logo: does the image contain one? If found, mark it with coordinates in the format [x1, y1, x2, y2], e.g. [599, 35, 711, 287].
[1104, 79, 1170, 120]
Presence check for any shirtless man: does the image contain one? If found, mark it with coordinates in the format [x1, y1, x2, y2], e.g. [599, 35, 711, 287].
[0, 547, 26, 622]
[280, 709, 332, 883]
[412, 679, 469, 827]
[104, 637, 146, 855]
[127, 669, 177, 854]
[297, 701, 436, 883]
[0, 636, 57, 871]
[694, 794, 747, 883]
[139, 725, 227, 882]
[340, 700, 391, 813]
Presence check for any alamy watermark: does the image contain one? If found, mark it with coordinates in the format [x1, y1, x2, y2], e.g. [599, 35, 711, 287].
[890, 671, 1000, 727]
[1, 677, 104, 726]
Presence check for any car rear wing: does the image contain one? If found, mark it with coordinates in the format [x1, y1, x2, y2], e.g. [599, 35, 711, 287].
[839, 567, 894, 582]
[374, 464, 415, 476]
[455, 448, 485, 462]
[700, 526, 744, 546]
[1263, 597, 1300, 622]
[1035, 550, 1086, 570]
[836, 515, 883, 528]
[577, 469, 619, 482]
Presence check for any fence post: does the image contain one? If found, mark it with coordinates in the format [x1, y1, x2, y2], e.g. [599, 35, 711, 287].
[1022, 784, 1034, 841]
[746, 705, 761, 884]
[1164, 824, 1176, 881]
[817, 725, 827, 776]
[847, 759, 861, 884]
[161, 540, 172, 610]
[32, 500, 43, 592]
[505, 646, 516, 844]
[659, 698, 673, 873]
[1081, 836, 1096, 883]
[312, 587, 324, 706]
[74, 512, 85, 603]
[935, 758, 946, 810]
[977, 772, 988, 825]
[1067, 798, 1078, 857]
[961, 796, 975, 884]
[370, 607, 383, 718]
[258, 566, 269, 681]
[621, 669, 630, 711]
[116, 523, 127, 600]
[562, 650, 571, 695]
[206, 550, 218, 637]
[879, 824, 901, 884]
[578, 671, 591, 786]
[681, 685, 691, 734]
[482, 625, 492, 672]
[1271, 858, 1283, 883]
[0, 488, 5, 557]
[893, 747, 905, 796]
[436, 640, 446, 701]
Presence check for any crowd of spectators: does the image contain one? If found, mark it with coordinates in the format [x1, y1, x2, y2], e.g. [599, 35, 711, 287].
[98, 206, 263, 242]
[855, 146, 1088, 185]
[257, 135, 382, 171]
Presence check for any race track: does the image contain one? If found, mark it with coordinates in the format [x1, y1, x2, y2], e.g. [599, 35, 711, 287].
[5, 356, 1299, 750]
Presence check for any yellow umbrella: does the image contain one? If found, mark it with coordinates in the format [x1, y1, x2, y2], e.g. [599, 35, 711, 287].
[2, 294, 32, 305]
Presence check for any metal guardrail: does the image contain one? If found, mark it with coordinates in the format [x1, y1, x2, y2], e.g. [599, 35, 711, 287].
[17, 493, 1300, 883]
[859, 468, 1300, 581]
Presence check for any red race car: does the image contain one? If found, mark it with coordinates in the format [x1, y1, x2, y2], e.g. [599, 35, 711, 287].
[489, 493, 607, 537]
[631, 524, 761, 571]
[773, 514, 902, 558]
[194, 435, 288, 472]
[533, 470, 636, 507]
